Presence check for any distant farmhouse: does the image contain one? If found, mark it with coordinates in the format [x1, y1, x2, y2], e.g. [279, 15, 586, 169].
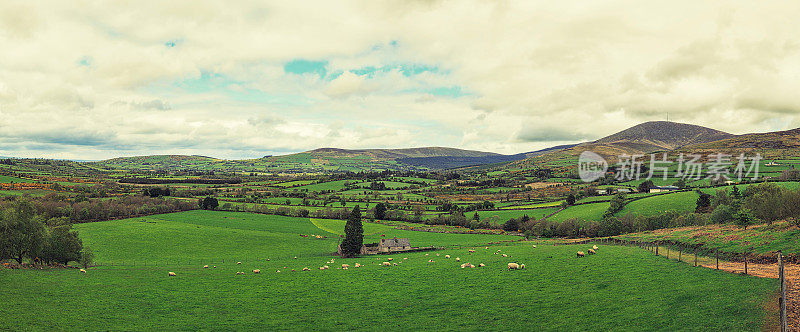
[338, 237, 426, 255]
[649, 185, 679, 193]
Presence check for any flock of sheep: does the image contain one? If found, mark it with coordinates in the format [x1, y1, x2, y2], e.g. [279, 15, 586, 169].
[154, 244, 599, 277]
[576, 245, 599, 257]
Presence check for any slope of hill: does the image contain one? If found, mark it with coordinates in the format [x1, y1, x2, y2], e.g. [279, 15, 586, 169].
[674, 127, 800, 159]
[504, 121, 737, 169]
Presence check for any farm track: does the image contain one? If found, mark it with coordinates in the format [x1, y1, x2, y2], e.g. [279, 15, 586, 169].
[697, 261, 799, 330]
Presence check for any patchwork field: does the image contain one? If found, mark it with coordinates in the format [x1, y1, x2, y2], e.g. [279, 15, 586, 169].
[0, 211, 778, 330]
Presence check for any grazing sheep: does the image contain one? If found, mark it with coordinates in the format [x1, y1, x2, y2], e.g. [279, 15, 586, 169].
[319, 267, 325, 270]
[532, 245, 537, 248]
[276, 270, 281, 273]
[588, 249, 596, 255]
[294, 257, 298, 259]
[485, 247, 489, 250]
[203, 265, 209, 269]
[354, 263, 362, 268]
[425, 253, 429, 256]
[253, 269, 261, 273]
[79, 269, 86, 273]
[445, 255, 451, 259]
[478, 263, 486, 267]
[455, 257, 461, 262]
[592, 245, 598, 250]
[468, 249, 475, 253]
[302, 267, 309, 271]
[382, 262, 391, 266]
[323, 265, 329, 269]
[213, 266, 217, 268]
[237, 261, 242, 265]
[342, 264, 350, 268]
[520, 264, 526, 269]
[502, 254, 508, 258]
[168, 272, 176, 276]
[428, 260, 435, 263]
[388, 258, 393, 261]
[507, 263, 520, 270]
[577, 251, 585, 257]
[436, 253, 440, 256]
[392, 263, 397, 266]
[267, 259, 270, 261]
[403, 257, 407, 260]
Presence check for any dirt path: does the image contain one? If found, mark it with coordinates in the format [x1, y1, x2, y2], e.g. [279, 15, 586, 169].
[698, 260, 799, 331]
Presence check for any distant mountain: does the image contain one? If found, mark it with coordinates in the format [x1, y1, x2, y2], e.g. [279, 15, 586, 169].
[399, 144, 578, 170]
[503, 121, 740, 169]
[595, 121, 734, 151]
[290, 147, 501, 160]
[674, 127, 800, 158]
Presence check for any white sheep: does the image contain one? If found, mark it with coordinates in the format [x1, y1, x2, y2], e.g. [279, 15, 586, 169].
[382, 262, 392, 266]
[577, 251, 585, 257]
[354, 263, 362, 268]
[588, 249, 596, 255]
[168, 272, 176, 276]
[79, 269, 86, 273]
[532, 245, 537, 248]
[592, 245, 599, 250]
[203, 265, 209, 269]
[253, 269, 261, 273]
[507, 263, 520, 270]
[302, 267, 309, 271]
[445, 255, 451, 259]
[502, 254, 508, 257]
[478, 263, 486, 267]
[388, 258, 393, 261]
[237, 261, 242, 265]
[455, 257, 461, 262]
[428, 260, 435, 263]
[342, 264, 350, 268]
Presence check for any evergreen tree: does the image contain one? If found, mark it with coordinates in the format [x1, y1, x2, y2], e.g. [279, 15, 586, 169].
[374, 203, 387, 220]
[341, 206, 363, 257]
[473, 211, 480, 221]
[734, 207, 753, 229]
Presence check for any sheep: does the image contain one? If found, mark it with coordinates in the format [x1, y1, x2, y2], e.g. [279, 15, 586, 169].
[302, 267, 309, 271]
[445, 255, 451, 259]
[342, 264, 350, 268]
[468, 249, 475, 253]
[478, 263, 486, 267]
[403, 257, 408, 260]
[213, 266, 217, 268]
[460, 263, 475, 268]
[485, 247, 489, 250]
[382, 262, 391, 266]
[392, 263, 398, 266]
[79, 269, 86, 273]
[520, 264, 526, 269]
[455, 257, 461, 262]
[507, 263, 520, 270]
[203, 265, 209, 269]
[436, 253, 440, 256]
[237, 261, 242, 265]
[342, 267, 348, 270]
[588, 249, 596, 255]
[577, 251, 585, 257]
[502, 254, 508, 257]
[428, 260, 435, 263]
[253, 269, 261, 274]
[354, 263, 362, 268]
[319, 267, 325, 270]
[592, 245, 599, 250]
[387, 258, 393, 261]
[425, 253, 429, 256]
[168, 272, 176, 276]
[276, 270, 281, 273]
[294, 256, 298, 259]
[323, 265, 329, 269]
[532, 245, 537, 248]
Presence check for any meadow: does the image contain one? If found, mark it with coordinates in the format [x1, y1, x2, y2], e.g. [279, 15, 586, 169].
[0, 211, 778, 330]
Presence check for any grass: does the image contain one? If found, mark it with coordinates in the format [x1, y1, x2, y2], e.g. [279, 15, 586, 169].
[0, 216, 777, 330]
[548, 202, 609, 222]
[0, 175, 36, 183]
[615, 220, 800, 255]
[476, 208, 560, 221]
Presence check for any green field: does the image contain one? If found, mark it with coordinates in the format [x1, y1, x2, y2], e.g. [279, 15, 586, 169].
[0, 175, 36, 183]
[0, 211, 777, 330]
[548, 202, 610, 222]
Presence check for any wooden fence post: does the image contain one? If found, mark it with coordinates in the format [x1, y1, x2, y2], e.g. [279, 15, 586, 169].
[779, 251, 787, 332]
[655, 241, 659, 256]
[694, 249, 697, 267]
[744, 256, 748, 275]
[715, 250, 718, 270]
[666, 246, 669, 259]
[678, 249, 682, 262]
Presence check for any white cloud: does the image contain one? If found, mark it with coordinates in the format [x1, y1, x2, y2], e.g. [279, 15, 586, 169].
[1, 1, 799, 159]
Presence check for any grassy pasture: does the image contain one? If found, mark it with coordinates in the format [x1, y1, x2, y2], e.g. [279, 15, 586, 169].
[0, 210, 776, 331]
[0, 175, 36, 183]
[548, 202, 610, 222]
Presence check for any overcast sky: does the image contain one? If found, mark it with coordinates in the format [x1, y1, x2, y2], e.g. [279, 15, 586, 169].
[1, 1, 799, 160]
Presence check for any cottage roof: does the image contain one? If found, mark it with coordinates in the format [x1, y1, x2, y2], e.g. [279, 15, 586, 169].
[380, 238, 410, 247]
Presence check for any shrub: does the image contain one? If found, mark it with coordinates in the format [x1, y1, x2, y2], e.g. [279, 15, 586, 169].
[710, 205, 735, 224]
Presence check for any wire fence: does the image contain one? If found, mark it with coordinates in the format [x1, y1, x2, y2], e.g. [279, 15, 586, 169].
[556, 237, 791, 330]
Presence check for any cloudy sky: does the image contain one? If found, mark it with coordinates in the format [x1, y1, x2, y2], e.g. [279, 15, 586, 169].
[1, 1, 799, 160]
